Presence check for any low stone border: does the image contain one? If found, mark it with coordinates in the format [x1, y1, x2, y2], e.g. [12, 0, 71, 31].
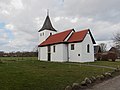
[65, 68, 120, 90]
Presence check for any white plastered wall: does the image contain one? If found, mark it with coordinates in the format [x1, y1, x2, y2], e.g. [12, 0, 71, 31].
[68, 43, 82, 62]
[39, 46, 48, 61]
[81, 33, 94, 62]
[39, 30, 57, 44]
[51, 44, 68, 62]
[68, 33, 94, 62]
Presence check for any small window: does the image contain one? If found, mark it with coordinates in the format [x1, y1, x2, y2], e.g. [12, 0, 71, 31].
[40, 33, 42, 36]
[50, 33, 52, 36]
[87, 44, 90, 53]
[53, 46, 55, 52]
[43, 32, 44, 36]
[71, 44, 74, 50]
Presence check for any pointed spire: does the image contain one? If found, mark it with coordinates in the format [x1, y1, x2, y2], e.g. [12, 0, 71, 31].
[38, 10, 57, 32]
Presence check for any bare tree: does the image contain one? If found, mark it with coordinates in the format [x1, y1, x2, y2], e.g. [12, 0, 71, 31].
[113, 32, 120, 58]
[114, 32, 120, 42]
[33, 45, 38, 52]
[114, 32, 120, 49]
[99, 43, 107, 52]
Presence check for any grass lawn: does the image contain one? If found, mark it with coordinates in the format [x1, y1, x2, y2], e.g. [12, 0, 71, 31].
[0, 57, 119, 90]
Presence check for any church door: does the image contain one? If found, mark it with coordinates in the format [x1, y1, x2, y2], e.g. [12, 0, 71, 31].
[48, 46, 51, 61]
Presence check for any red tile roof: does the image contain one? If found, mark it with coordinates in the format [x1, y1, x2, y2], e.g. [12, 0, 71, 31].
[39, 29, 74, 46]
[38, 29, 95, 47]
[68, 29, 88, 43]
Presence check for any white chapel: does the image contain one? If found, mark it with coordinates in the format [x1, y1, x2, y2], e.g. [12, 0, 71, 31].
[38, 13, 96, 62]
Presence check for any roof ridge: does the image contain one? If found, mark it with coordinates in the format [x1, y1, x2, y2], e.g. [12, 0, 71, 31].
[75, 29, 89, 33]
[51, 29, 74, 36]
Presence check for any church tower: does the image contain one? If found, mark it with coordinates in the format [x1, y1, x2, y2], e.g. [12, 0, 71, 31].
[38, 11, 57, 44]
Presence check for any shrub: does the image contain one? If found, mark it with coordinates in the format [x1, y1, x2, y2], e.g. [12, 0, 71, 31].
[108, 52, 117, 62]
[95, 53, 102, 61]
[101, 54, 109, 61]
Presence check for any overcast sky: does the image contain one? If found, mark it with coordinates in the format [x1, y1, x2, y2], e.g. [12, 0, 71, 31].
[0, 0, 120, 52]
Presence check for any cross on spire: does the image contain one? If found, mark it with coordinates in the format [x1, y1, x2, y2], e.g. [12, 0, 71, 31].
[47, 9, 49, 16]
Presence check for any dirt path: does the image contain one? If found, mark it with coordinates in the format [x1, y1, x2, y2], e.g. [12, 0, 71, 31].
[86, 75, 120, 90]
[81, 64, 116, 69]
[66, 63, 116, 70]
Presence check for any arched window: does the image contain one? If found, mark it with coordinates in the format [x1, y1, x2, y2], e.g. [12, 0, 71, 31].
[87, 44, 90, 53]
[53, 45, 55, 52]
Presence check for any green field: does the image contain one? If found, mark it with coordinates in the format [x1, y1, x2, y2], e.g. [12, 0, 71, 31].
[0, 57, 118, 90]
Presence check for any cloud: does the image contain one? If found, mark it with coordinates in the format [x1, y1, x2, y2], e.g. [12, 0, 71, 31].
[0, 0, 120, 52]
[11, 0, 24, 10]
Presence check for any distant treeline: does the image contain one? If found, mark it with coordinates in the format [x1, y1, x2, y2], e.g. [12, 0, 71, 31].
[0, 51, 38, 57]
